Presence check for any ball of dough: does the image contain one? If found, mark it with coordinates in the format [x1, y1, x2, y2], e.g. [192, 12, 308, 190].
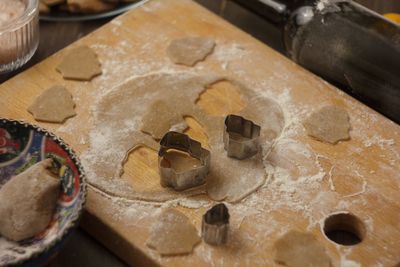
[0, 159, 60, 242]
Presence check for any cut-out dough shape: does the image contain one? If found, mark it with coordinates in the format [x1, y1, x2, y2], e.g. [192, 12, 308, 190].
[56, 45, 102, 81]
[0, 159, 60, 241]
[28, 85, 76, 123]
[167, 37, 215, 66]
[146, 209, 200, 256]
[303, 105, 350, 144]
[274, 230, 332, 267]
[82, 73, 285, 203]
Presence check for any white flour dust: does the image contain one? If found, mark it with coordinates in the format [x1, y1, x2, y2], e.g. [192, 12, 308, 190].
[52, 8, 400, 264]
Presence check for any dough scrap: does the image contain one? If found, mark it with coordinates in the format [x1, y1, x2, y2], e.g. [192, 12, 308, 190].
[56, 46, 102, 81]
[28, 85, 76, 123]
[274, 231, 332, 267]
[83, 73, 284, 203]
[146, 209, 200, 256]
[0, 159, 60, 241]
[303, 105, 350, 144]
[167, 37, 215, 66]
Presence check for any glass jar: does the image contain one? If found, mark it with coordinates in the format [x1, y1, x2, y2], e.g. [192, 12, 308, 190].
[0, 0, 39, 74]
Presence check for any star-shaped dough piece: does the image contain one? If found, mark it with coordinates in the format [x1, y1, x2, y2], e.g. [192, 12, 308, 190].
[56, 46, 102, 81]
[28, 85, 76, 123]
[146, 209, 200, 256]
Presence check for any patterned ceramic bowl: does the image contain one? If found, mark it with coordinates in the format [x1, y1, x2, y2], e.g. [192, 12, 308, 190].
[0, 118, 86, 266]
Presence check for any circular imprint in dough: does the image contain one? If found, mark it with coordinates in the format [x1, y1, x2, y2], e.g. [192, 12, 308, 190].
[323, 212, 365, 246]
[82, 73, 285, 203]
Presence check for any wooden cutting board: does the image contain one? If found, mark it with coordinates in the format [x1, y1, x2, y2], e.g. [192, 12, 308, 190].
[1, 0, 400, 266]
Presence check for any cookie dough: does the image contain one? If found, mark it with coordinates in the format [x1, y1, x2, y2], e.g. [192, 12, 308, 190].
[146, 209, 200, 256]
[39, 1, 50, 13]
[167, 37, 215, 66]
[0, 0, 25, 27]
[83, 73, 284, 203]
[56, 45, 102, 81]
[0, 159, 60, 241]
[274, 231, 331, 267]
[303, 105, 350, 144]
[67, 0, 116, 13]
[41, 0, 64, 6]
[28, 85, 76, 123]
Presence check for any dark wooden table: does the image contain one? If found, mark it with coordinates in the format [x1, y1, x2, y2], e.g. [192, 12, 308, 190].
[1, 1, 398, 266]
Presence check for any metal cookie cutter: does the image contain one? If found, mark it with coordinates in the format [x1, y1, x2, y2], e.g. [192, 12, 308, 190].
[158, 131, 210, 191]
[223, 114, 261, 159]
[202, 203, 230, 245]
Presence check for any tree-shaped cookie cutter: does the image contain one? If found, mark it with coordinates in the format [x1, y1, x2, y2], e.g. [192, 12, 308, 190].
[158, 131, 210, 191]
[223, 114, 261, 159]
[202, 203, 230, 245]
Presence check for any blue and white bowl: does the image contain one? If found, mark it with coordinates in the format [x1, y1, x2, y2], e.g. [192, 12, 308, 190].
[0, 118, 86, 266]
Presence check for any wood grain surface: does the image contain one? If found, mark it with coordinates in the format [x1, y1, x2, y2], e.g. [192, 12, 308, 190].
[1, 0, 400, 266]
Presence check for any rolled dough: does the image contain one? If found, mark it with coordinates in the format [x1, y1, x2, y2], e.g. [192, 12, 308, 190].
[274, 230, 331, 267]
[83, 73, 284, 203]
[303, 105, 350, 144]
[167, 37, 215, 66]
[28, 85, 76, 123]
[56, 46, 102, 81]
[141, 100, 186, 140]
[0, 159, 60, 241]
[146, 209, 200, 256]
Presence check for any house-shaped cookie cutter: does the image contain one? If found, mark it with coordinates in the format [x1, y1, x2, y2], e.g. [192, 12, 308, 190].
[223, 114, 261, 159]
[202, 203, 230, 245]
[158, 131, 210, 191]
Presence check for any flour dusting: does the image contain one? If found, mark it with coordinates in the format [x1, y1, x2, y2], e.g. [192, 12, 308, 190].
[49, 6, 400, 265]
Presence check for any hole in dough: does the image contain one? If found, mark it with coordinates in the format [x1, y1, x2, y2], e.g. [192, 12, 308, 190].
[183, 116, 209, 149]
[121, 146, 161, 193]
[160, 149, 202, 174]
[323, 212, 366, 246]
[196, 80, 247, 116]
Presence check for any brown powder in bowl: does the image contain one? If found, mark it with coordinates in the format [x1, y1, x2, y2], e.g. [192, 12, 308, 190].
[0, 0, 26, 28]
